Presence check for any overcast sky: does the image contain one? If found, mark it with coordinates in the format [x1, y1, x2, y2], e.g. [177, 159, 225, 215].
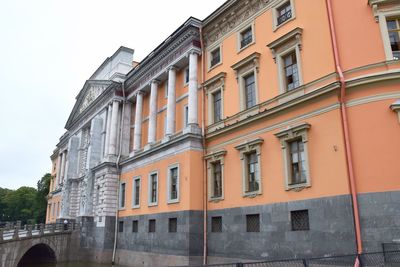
[0, 0, 226, 190]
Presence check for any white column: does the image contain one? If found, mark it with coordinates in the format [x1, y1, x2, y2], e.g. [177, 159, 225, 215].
[148, 80, 159, 144]
[166, 66, 177, 136]
[56, 154, 62, 186]
[104, 104, 112, 156]
[188, 52, 199, 125]
[60, 152, 66, 184]
[133, 92, 144, 151]
[109, 100, 120, 155]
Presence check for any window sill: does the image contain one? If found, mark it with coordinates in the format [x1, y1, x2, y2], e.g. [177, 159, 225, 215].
[132, 205, 140, 209]
[167, 199, 179, 205]
[208, 61, 222, 72]
[273, 16, 295, 32]
[278, 86, 305, 104]
[237, 41, 255, 54]
[243, 191, 261, 198]
[209, 197, 223, 203]
[148, 203, 158, 207]
[285, 183, 311, 192]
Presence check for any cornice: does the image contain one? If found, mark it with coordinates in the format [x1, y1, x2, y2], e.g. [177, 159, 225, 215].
[203, 0, 272, 48]
[124, 25, 201, 93]
[274, 123, 311, 139]
[203, 72, 227, 89]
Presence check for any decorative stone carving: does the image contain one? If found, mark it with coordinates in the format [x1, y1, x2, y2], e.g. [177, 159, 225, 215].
[79, 84, 108, 113]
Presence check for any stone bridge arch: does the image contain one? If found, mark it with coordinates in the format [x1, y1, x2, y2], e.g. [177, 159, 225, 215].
[14, 238, 58, 267]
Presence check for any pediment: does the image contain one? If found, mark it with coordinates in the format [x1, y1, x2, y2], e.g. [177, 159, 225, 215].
[65, 80, 116, 129]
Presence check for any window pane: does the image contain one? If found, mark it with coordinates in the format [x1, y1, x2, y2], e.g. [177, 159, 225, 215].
[277, 2, 292, 26]
[241, 27, 253, 48]
[246, 152, 259, 192]
[213, 90, 222, 122]
[170, 167, 178, 200]
[212, 161, 222, 198]
[283, 52, 300, 91]
[134, 179, 140, 206]
[151, 174, 157, 203]
[120, 184, 125, 208]
[386, 18, 400, 58]
[244, 74, 256, 109]
[211, 48, 221, 67]
[289, 139, 307, 184]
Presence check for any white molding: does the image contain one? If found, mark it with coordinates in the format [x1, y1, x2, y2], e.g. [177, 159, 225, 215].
[237, 21, 256, 53]
[272, 0, 296, 31]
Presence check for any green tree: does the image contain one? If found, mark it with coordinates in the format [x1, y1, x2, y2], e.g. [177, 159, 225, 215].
[3, 187, 37, 224]
[34, 173, 52, 223]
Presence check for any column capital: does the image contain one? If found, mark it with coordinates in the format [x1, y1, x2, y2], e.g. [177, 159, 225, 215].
[188, 49, 201, 57]
[151, 79, 161, 86]
[168, 65, 178, 72]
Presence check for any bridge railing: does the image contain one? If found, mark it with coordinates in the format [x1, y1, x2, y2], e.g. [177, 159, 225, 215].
[0, 222, 78, 243]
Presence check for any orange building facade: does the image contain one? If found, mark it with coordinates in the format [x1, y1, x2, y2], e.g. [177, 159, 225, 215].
[47, 0, 400, 265]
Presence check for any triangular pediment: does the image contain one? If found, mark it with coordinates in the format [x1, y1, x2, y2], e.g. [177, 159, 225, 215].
[65, 80, 115, 129]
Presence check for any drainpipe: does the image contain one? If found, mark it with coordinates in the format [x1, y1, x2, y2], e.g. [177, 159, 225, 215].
[326, 0, 363, 254]
[112, 82, 126, 265]
[200, 25, 208, 265]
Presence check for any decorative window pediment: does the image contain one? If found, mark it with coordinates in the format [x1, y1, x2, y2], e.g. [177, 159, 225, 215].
[231, 52, 261, 79]
[203, 72, 227, 92]
[267, 27, 303, 62]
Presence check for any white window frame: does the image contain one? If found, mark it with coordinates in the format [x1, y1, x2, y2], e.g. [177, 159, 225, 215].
[374, 6, 400, 60]
[272, 0, 296, 31]
[205, 150, 227, 201]
[167, 163, 180, 204]
[267, 27, 304, 94]
[148, 171, 159, 206]
[275, 123, 311, 191]
[132, 176, 141, 209]
[204, 72, 226, 127]
[235, 138, 264, 197]
[208, 45, 222, 70]
[237, 22, 255, 53]
[231, 52, 260, 112]
[119, 182, 126, 210]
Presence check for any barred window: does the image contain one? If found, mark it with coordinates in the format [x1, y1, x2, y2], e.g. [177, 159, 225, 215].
[211, 216, 222, 233]
[149, 219, 156, 233]
[277, 1, 292, 26]
[244, 73, 256, 109]
[240, 27, 253, 48]
[210, 47, 221, 67]
[283, 51, 300, 91]
[212, 161, 222, 198]
[246, 214, 260, 232]
[169, 218, 177, 233]
[118, 221, 124, 233]
[132, 220, 138, 233]
[291, 210, 309, 231]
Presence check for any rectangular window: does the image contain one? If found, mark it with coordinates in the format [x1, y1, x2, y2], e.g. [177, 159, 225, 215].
[212, 90, 222, 123]
[246, 152, 259, 193]
[283, 51, 300, 91]
[184, 105, 189, 128]
[210, 47, 221, 67]
[184, 67, 189, 85]
[211, 216, 222, 233]
[211, 161, 222, 198]
[240, 27, 253, 48]
[291, 210, 310, 231]
[289, 139, 307, 185]
[148, 219, 156, 233]
[119, 183, 126, 209]
[149, 173, 158, 205]
[246, 214, 260, 232]
[132, 220, 138, 233]
[133, 177, 140, 208]
[118, 221, 124, 233]
[168, 166, 179, 203]
[168, 218, 177, 233]
[244, 73, 256, 109]
[387, 18, 400, 59]
[277, 1, 292, 26]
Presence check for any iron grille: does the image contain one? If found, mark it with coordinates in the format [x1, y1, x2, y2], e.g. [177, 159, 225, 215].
[132, 220, 138, 233]
[148, 219, 156, 233]
[211, 216, 222, 233]
[169, 218, 177, 233]
[277, 10, 292, 25]
[291, 210, 309, 231]
[246, 214, 260, 232]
